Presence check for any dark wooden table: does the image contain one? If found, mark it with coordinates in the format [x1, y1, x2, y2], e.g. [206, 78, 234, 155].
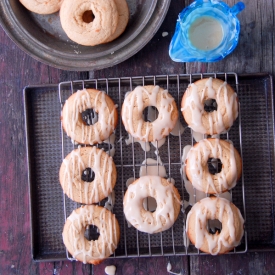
[0, 0, 275, 274]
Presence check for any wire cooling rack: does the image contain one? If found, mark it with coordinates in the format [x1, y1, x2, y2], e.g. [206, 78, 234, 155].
[58, 73, 247, 259]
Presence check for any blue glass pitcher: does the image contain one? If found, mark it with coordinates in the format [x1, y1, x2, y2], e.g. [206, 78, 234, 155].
[169, 0, 245, 62]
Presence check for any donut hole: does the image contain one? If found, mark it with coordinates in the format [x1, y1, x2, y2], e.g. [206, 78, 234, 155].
[82, 10, 95, 23]
[143, 106, 159, 122]
[207, 158, 222, 175]
[143, 196, 157, 212]
[84, 225, 100, 241]
[204, 99, 217, 112]
[207, 219, 222, 235]
[81, 168, 95, 182]
[81, 109, 98, 125]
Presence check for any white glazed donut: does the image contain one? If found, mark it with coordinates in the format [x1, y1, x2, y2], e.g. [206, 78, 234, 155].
[123, 175, 181, 234]
[63, 205, 120, 264]
[121, 85, 179, 142]
[61, 88, 118, 145]
[185, 138, 242, 194]
[181, 77, 238, 135]
[186, 197, 244, 255]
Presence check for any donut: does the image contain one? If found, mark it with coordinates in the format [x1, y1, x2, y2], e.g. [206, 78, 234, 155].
[181, 77, 238, 135]
[104, 0, 129, 43]
[186, 197, 244, 255]
[185, 138, 242, 194]
[123, 176, 181, 234]
[63, 205, 120, 264]
[60, 0, 119, 46]
[19, 0, 62, 14]
[61, 88, 118, 145]
[121, 85, 179, 142]
[59, 146, 117, 204]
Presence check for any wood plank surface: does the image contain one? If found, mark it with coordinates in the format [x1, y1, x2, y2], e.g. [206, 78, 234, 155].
[0, 28, 88, 274]
[93, 256, 189, 275]
[190, 252, 275, 275]
[0, 0, 274, 274]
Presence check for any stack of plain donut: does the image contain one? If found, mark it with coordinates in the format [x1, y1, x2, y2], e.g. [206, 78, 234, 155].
[59, 88, 120, 264]
[19, 0, 129, 46]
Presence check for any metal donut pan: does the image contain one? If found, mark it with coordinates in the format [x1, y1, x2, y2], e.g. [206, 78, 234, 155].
[0, 0, 170, 71]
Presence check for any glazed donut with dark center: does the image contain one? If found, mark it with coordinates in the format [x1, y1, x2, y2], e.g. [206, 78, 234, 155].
[59, 146, 117, 204]
[186, 197, 244, 255]
[185, 138, 242, 194]
[63, 205, 120, 264]
[181, 77, 238, 135]
[61, 88, 118, 145]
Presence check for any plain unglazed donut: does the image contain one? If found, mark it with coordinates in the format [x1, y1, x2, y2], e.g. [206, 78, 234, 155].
[61, 88, 118, 145]
[63, 205, 120, 264]
[186, 197, 244, 255]
[185, 138, 242, 194]
[19, 0, 63, 14]
[104, 0, 129, 43]
[121, 85, 179, 142]
[59, 146, 117, 204]
[181, 77, 238, 135]
[60, 0, 118, 46]
[123, 175, 181, 234]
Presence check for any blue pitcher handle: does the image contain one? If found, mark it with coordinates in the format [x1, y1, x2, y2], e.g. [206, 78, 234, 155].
[230, 2, 245, 15]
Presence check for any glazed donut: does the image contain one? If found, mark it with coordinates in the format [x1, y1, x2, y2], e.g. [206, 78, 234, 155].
[59, 146, 117, 204]
[186, 197, 244, 255]
[123, 176, 181, 234]
[185, 138, 242, 194]
[181, 77, 238, 135]
[60, 0, 119, 46]
[19, 0, 62, 14]
[63, 205, 120, 264]
[121, 85, 179, 142]
[62, 88, 118, 145]
[104, 0, 129, 43]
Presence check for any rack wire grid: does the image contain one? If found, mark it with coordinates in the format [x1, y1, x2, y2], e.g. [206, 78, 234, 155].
[58, 72, 247, 260]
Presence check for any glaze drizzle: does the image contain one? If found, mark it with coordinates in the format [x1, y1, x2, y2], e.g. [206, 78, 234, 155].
[181, 78, 238, 135]
[124, 175, 180, 234]
[64, 206, 119, 264]
[122, 86, 177, 141]
[63, 89, 116, 144]
[186, 138, 239, 194]
[186, 197, 244, 255]
[60, 146, 115, 204]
